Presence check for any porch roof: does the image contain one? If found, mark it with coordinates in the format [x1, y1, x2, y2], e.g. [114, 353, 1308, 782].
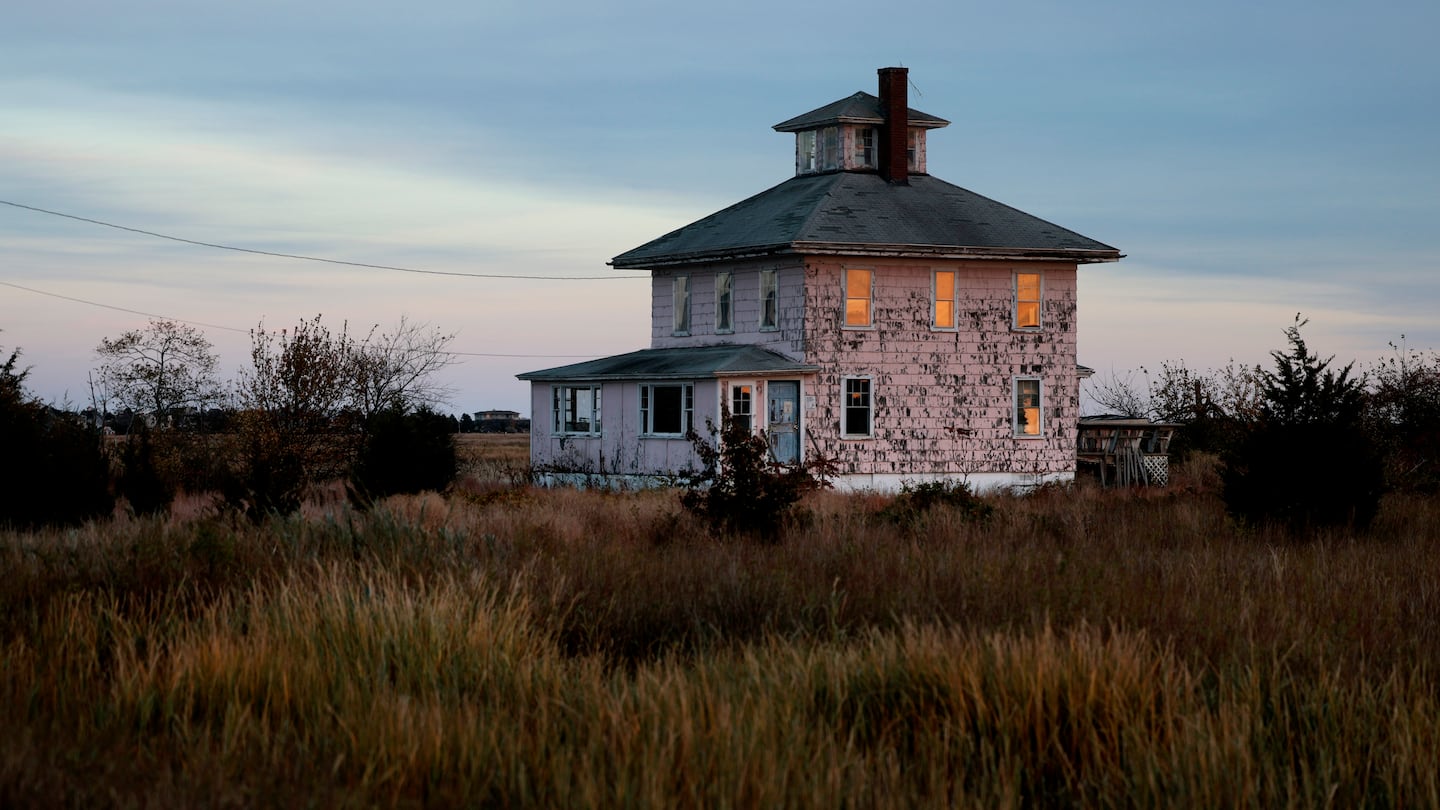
[517, 344, 819, 382]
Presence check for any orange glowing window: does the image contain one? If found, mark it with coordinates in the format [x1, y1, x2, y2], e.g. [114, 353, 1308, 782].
[933, 270, 956, 329]
[1015, 272, 1041, 329]
[845, 268, 872, 327]
[1014, 378, 1042, 437]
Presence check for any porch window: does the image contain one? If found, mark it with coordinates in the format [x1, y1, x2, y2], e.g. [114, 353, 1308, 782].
[933, 269, 956, 329]
[842, 377, 872, 437]
[730, 383, 753, 432]
[715, 272, 733, 333]
[844, 268, 873, 327]
[641, 383, 694, 436]
[760, 270, 778, 330]
[1014, 378, 1042, 438]
[553, 385, 601, 435]
[1014, 272, 1041, 330]
[673, 275, 691, 335]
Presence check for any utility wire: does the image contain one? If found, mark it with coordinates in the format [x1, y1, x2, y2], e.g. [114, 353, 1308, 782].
[0, 280, 607, 359]
[0, 199, 647, 281]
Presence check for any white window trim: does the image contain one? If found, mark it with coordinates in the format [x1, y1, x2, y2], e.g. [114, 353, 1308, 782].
[728, 381, 755, 433]
[759, 269, 779, 332]
[715, 271, 734, 334]
[673, 274, 691, 336]
[931, 268, 957, 331]
[1013, 376, 1044, 439]
[841, 376, 874, 439]
[639, 382, 695, 438]
[552, 384, 602, 436]
[1013, 271, 1043, 331]
[842, 267, 875, 330]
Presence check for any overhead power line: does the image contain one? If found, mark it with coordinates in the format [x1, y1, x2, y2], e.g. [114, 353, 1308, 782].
[0, 280, 606, 359]
[0, 199, 647, 281]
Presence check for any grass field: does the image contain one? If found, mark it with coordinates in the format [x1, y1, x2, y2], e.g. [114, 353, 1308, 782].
[2, 438, 1438, 807]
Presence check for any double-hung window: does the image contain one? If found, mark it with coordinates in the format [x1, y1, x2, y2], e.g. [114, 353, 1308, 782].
[715, 272, 733, 333]
[820, 126, 839, 170]
[1014, 272, 1041, 330]
[797, 131, 818, 173]
[760, 269, 779, 330]
[842, 377, 872, 438]
[640, 383, 694, 436]
[673, 275, 691, 335]
[1014, 378, 1042, 438]
[844, 268, 873, 327]
[933, 269, 956, 329]
[553, 385, 601, 435]
[730, 383, 753, 432]
[855, 127, 876, 168]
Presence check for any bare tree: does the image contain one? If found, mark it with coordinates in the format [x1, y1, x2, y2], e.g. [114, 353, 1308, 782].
[95, 319, 221, 423]
[1083, 369, 1152, 418]
[350, 317, 458, 418]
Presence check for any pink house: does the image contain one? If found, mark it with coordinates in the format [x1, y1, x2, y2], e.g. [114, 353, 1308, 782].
[519, 67, 1122, 491]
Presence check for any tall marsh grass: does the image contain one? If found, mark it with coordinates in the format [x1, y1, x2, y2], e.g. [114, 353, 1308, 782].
[3, 465, 1439, 806]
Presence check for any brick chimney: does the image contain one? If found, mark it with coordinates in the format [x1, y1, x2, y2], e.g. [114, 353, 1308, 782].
[878, 67, 909, 184]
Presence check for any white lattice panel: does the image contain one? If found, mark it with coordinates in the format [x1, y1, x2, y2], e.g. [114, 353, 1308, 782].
[1143, 455, 1169, 486]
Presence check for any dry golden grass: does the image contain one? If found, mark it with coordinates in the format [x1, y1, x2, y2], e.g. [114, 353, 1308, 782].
[3, 457, 1439, 807]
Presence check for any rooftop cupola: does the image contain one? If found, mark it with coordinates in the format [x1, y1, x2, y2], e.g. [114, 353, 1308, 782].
[772, 67, 949, 181]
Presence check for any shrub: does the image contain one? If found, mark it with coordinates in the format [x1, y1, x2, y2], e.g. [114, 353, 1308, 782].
[0, 347, 114, 528]
[682, 411, 829, 540]
[878, 480, 994, 529]
[348, 407, 458, 507]
[116, 422, 174, 516]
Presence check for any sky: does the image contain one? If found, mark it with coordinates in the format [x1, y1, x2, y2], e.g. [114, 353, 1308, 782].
[3, 0, 1437, 415]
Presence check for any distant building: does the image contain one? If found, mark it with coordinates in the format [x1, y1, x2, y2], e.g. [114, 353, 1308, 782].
[474, 409, 522, 422]
[520, 67, 1121, 490]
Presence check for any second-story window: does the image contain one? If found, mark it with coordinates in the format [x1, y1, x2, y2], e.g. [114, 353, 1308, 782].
[760, 270, 778, 330]
[844, 268, 873, 328]
[673, 275, 691, 335]
[715, 272, 733, 333]
[1014, 272, 1041, 330]
[933, 269, 956, 329]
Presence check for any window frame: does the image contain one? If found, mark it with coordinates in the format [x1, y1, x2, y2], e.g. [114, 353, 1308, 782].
[841, 376, 874, 439]
[552, 384, 602, 436]
[672, 274, 691, 335]
[855, 127, 876, 168]
[639, 382, 695, 437]
[843, 267, 874, 329]
[759, 269, 779, 331]
[1013, 377, 1043, 439]
[932, 269, 957, 330]
[1013, 271, 1042, 331]
[715, 271, 733, 334]
[730, 382, 754, 433]
[820, 126, 839, 170]
[797, 130, 818, 174]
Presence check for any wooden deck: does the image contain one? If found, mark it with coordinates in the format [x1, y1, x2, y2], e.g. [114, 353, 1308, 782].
[1077, 418, 1179, 486]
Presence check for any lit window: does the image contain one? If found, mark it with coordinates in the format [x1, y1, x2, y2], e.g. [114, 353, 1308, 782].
[1014, 378, 1042, 437]
[715, 272, 733, 333]
[933, 269, 956, 329]
[760, 270, 778, 330]
[553, 385, 601, 435]
[855, 127, 876, 168]
[843, 378, 872, 437]
[844, 268, 872, 327]
[730, 384, 753, 432]
[640, 383, 694, 436]
[673, 275, 690, 335]
[1015, 272, 1041, 329]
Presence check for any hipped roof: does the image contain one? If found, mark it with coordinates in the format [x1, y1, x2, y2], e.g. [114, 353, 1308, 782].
[517, 344, 818, 382]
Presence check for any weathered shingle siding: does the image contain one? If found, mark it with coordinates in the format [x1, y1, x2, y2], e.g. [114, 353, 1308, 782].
[649, 258, 807, 360]
[802, 259, 1079, 478]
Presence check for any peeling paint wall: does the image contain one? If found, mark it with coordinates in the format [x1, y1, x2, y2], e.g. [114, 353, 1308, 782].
[801, 259, 1080, 478]
[528, 379, 719, 476]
